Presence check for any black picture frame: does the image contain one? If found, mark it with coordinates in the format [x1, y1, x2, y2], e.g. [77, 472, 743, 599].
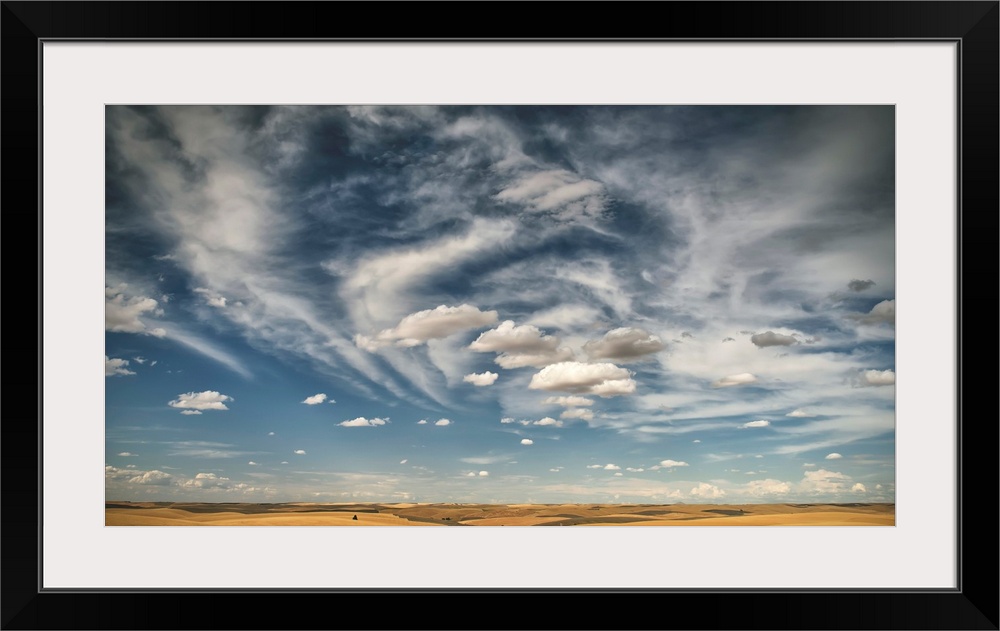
[4, 2, 997, 629]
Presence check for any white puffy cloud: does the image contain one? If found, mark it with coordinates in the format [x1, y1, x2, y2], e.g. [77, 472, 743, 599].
[583, 328, 665, 362]
[294, 449, 306, 455]
[180, 410, 203, 416]
[711, 373, 758, 388]
[248, 461, 258, 466]
[528, 361, 636, 397]
[533, 417, 564, 427]
[495, 168, 606, 219]
[339, 417, 388, 427]
[825, 453, 843, 460]
[470, 320, 574, 369]
[128, 470, 173, 486]
[357, 304, 498, 350]
[116, 452, 136, 457]
[194, 287, 228, 308]
[786, 409, 815, 418]
[105, 285, 166, 337]
[659, 459, 689, 468]
[182, 472, 231, 489]
[851, 483, 867, 493]
[494, 348, 575, 369]
[750, 331, 798, 348]
[745, 479, 791, 496]
[520, 439, 534, 446]
[800, 469, 850, 494]
[690, 483, 725, 499]
[105, 356, 135, 377]
[560, 408, 594, 421]
[168, 390, 232, 411]
[478, 471, 490, 477]
[434, 419, 451, 426]
[626, 467, 645, 472]
[861, 369, 895, 386]
[740, 420, 771, 429]
[463, 371, 498, 386]
[692, 439, 701, 443]
[302, 393, 328, 405]
[603, 464, 621, 470]
[417, 419, 428, 424]
[133, 356, 147, 364]
[543, 396, 594, 408]
[852, 299, 895, 325]
[586, 464, 603, 469]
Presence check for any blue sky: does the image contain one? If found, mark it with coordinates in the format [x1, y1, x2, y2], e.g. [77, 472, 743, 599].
[105, 105, 895, 504]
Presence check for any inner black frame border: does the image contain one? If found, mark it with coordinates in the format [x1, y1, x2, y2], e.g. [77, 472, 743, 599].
[3, 2, 997, 629]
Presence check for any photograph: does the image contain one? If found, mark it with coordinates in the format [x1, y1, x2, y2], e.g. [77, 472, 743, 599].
[6, 0, 994, 626]
[105, 104, 896, 527]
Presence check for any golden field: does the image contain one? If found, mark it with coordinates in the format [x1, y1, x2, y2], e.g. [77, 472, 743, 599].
[106, 501, 894, 526]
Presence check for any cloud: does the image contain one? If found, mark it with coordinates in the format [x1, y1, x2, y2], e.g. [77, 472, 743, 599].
[583, 328, 665, 362]
[586, 464, 603, 469]
[302, 393, 328, 405]
[800, 469, 850, 494]
[105, 285, 166, 337]
[659, 459, 689, 468]
[851, 483, 867, 493]
[182, 472, 232, 489]
[105, 356, 136, 377]
[478, 471, 489, 477]
[180, 410, 203, 415]
[339, 417, 388, 427]
[469, 320, 573, 369]
[745, 479, 791, 496]
[825, 453, 843, 460]
[417, 420, 428, 425]
[722, 337, 735, 342]
[116, 452, 136, 457]
[528, 361, 636, 397]
[168, 390, 232, 412]
[847, 279, 876, 292]
[692, 439, 701, 443]
[248, 461, 258, 466]
[128, 470, 174, 486]
[194, 287, 228, 308]
[494, 348, 575, 369]
[133, 356, 147, 364]
[861, 369, 895, 386]
[690, 483, 725, 499]
[520, 439, 534, 445]
[543, 396, 594, 408]
[463, 371, 498, 386]
[851, 299, 895, 325]
[750, 331, 798, 348]
[356, 304, 498, 350]
[740, 420, 771, 428]
[434, 418, 451, 426]
[603, 464, 621, 470]
[712, 373, 758, 388]
[533, 417, 564, 427]
[560, 408, 594, 421]
[786, 409, 815, 418]
[495, 168, 606, 219]
[294, 449, 306, 455]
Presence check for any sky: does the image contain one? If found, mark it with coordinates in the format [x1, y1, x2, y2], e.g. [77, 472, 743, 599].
[105, 105, 895, 504]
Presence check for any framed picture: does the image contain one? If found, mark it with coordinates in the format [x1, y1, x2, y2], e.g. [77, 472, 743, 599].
[7, 2, 997, 629]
